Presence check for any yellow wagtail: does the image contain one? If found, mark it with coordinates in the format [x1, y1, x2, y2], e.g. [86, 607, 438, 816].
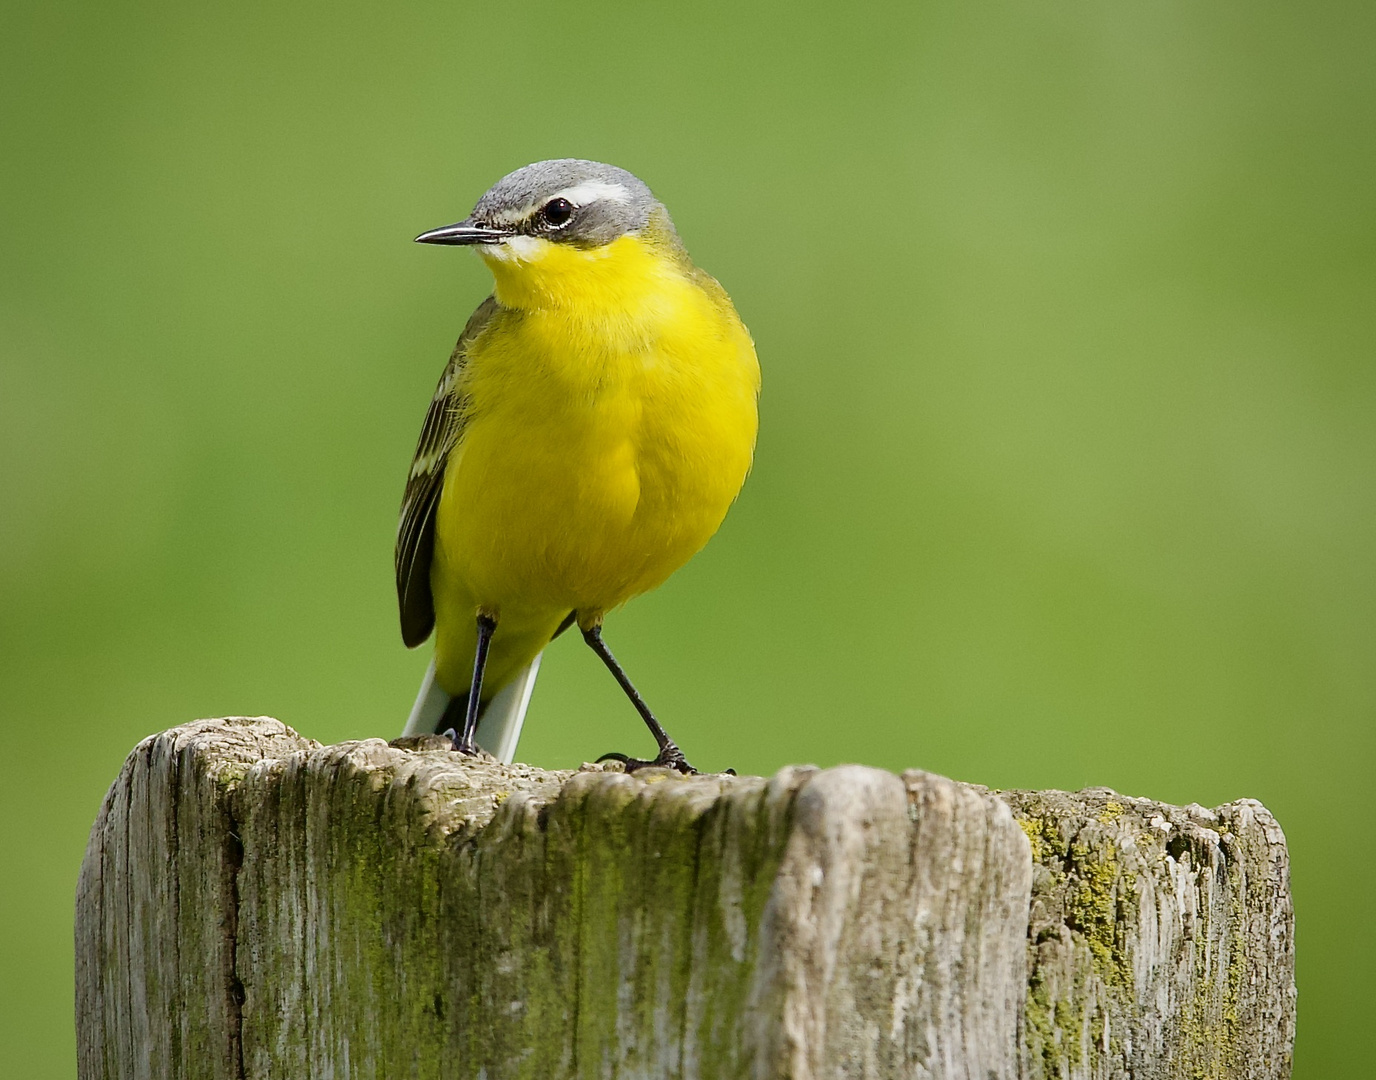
[396, 160, 759, 773]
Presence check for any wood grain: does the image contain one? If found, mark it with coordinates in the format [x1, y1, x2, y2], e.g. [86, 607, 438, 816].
[76, 718, 1293, 1079]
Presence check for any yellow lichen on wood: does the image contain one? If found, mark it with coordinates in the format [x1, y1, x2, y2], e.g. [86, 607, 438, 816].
[76, 720, 1295, 1080]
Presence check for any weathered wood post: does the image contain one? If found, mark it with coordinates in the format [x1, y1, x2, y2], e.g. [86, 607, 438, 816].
[75, 718, 1294, 1079]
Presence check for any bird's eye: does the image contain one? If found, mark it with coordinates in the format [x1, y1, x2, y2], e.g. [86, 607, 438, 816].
[540, 198, 574, 227]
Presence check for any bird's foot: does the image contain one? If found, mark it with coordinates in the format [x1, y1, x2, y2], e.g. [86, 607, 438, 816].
[441, 727, 479, 756]
[597, 742, 697, 776]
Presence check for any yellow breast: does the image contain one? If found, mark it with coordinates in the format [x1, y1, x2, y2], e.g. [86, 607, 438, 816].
[431, 232, 760, 635]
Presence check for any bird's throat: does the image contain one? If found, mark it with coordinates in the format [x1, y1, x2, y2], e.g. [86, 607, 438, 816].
[481, 233, 686, 318]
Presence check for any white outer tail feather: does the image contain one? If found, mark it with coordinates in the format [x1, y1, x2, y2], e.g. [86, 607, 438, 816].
[401, 660, 449, 738]
[401, 655, 541, 764]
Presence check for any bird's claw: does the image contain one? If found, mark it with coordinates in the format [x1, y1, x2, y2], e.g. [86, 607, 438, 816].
[441, 727, 478, 756]
[596, 744, 697, 775]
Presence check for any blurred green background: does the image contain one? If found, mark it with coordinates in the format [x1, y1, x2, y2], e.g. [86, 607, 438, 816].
[2, 0, 1371, 1074]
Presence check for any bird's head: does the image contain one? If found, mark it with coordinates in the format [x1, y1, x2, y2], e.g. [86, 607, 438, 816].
[416, 159, 685, 309]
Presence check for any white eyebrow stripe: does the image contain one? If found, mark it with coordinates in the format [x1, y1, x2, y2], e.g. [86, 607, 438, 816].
[482, 180, 632, 226]
[549, 180, 632, 207]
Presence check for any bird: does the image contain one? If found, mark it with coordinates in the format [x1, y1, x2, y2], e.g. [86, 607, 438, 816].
[396, 159, 760, 773]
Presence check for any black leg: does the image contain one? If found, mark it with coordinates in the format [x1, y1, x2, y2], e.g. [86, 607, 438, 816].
[582, 624, 695, 774]
[449, 613, 496, 754]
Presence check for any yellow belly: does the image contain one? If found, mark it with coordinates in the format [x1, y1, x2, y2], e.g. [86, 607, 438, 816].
[429, 244, 759, 698]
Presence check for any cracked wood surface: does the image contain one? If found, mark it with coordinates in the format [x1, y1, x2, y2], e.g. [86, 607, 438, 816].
[75, 718, 1294, 1079]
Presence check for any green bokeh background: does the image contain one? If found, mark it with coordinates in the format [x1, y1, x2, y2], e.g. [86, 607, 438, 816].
[3, 1, 1372, 1074]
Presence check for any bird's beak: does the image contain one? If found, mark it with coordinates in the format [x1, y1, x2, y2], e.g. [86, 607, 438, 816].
[414, 218, 513, 246]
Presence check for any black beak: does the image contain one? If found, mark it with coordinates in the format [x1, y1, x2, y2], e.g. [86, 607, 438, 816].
[414, 218, 512, 246]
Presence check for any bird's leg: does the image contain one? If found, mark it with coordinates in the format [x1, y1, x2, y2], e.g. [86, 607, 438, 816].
[446, 613, 496, 754]
[582, 623, 695, 775]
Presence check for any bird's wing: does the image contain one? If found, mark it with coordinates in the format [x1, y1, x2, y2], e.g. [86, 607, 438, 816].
[395, 295, 499, 647]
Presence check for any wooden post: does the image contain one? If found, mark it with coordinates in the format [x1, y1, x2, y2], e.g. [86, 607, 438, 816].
[75, 718, 1294, 1079]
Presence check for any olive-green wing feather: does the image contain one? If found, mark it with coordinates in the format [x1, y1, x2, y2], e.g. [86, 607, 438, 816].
[395, 295, 498, 647]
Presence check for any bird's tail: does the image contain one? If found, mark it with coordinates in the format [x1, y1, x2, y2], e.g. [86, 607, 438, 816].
[401, 655, 542, 764]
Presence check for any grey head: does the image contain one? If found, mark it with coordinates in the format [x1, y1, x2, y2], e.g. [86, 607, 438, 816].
[415, 159, 672, 250]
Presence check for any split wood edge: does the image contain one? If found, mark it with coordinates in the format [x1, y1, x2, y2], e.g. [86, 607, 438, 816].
[76, 717, 1295, 1080]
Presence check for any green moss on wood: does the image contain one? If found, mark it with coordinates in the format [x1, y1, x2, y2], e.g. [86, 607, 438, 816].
[77, 721, 1294, 1080]
[1096, 800, 1124, 826]
[1065, 840, 1136, 990]
[1017, 812, 1063, 864]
